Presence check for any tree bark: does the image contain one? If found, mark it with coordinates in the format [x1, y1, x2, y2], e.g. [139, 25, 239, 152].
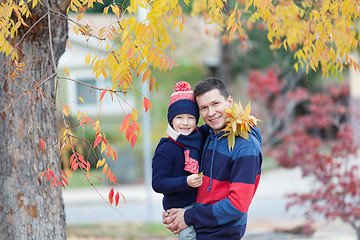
[0, 1, 69, 239]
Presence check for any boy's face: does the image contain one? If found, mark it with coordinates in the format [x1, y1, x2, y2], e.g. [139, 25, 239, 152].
[196, 88, 233, 134]
[171, 113, 197, 135]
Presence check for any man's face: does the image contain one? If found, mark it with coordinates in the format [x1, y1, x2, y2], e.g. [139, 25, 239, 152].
[196, 88, 233, 134]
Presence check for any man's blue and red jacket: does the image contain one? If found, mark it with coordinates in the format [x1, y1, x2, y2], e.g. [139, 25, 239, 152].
[184, 126, 262, 240]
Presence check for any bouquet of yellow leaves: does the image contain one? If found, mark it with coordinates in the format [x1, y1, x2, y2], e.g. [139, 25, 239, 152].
[222, 101, 260, 151]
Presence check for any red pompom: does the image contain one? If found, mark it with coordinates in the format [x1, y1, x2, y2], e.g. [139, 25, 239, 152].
[174, 81, 191, 92]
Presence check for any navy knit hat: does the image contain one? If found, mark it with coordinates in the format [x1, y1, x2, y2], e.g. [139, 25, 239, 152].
[167, 81, 199, 125]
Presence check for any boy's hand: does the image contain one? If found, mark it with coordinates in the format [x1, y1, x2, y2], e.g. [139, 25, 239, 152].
[187, 173, 203, 188]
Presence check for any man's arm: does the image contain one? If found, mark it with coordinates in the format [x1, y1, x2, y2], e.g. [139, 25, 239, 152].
[185, 151, 261, 228]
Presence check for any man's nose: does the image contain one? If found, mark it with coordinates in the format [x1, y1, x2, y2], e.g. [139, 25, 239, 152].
[208, 106, 215, 116]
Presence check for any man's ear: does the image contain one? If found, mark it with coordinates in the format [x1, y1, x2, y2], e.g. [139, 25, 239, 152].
[227, 95, 233, 108]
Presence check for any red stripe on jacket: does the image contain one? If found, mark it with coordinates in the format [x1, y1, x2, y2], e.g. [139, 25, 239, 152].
[196, 176, 229, 205]
[196, 174, 261, 213]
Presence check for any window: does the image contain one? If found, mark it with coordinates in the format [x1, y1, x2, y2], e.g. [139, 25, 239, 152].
[67, 70, 133, 115]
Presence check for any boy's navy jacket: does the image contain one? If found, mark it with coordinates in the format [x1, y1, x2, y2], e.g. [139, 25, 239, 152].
[184, 126, 262, 240]
[152, 125, 210, 210]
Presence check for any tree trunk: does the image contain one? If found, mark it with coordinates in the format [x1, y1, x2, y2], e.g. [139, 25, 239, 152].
[217, 2, 233, 86]
[0, 1, 69, 239]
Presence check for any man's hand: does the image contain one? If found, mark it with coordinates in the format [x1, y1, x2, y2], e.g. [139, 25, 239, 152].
[166, 208, 188, 234]
[162, 209, 176, 225]
[187, 173, 203, 188]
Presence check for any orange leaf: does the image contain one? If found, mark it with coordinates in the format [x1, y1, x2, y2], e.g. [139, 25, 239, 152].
[149, 76, 156, 92]
[106, 168, 111, 179]
[100, 89, 107, 102]
[109, 188, 114, 204]
[115, 192, 120, 206]
[142, 68, 151, 84]
[102, 163, 108, 174]
[51, 176, 59, 188]
[40, 139, 45, 151]
[112, 150, 118, 161]
[107, 145, 112, 159]
[142, 97, 152, 113]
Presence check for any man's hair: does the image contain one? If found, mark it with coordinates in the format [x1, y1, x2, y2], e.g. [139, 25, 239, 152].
[193, 77, 229, 100]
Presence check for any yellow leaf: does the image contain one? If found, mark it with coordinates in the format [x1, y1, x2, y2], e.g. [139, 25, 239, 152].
[96, 158, 106, 168]
[79, 97, 84, 103]
[77, 111, 81, 120]
[85, 54, 90, 66]
[132, 109, 138, 121]
[64, 66, 70, 77]
[244, 102, 251, 117]
[101, 141, 106, 154]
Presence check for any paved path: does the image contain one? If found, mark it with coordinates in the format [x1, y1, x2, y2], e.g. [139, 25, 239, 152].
[63, 167, 357, 240]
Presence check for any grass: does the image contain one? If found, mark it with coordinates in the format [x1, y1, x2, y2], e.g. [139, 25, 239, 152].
[67, 223, 177, 240]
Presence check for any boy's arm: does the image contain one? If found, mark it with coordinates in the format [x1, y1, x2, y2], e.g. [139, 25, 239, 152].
[152, 151, 191, 194]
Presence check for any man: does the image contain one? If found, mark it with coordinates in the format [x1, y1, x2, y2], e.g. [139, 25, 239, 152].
[163, 77, 262, 240]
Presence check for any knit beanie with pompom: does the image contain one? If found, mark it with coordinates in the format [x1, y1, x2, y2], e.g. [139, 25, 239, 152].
[167, 81, 199, 125]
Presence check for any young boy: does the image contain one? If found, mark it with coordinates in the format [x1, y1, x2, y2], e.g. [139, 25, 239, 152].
[152, 81, 209, 240]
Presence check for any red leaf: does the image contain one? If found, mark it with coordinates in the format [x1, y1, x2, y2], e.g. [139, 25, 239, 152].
[119, 114, 131, 132]
[99, 136, 107, 145]
[60, 175, 68, 186]
[60, 169, 68, 178]
[41, 139, 45, 151]
[80, 116, 86, 126]
[94, 137, 101, 148]
[100, 89, 107, 102]
[125, 126, 132, 141]
[77, 153, 86, 165]
[109, 188, 114, 204]
[48, 168, 55, 178]
[51, 176, 59, 188]
[71, 161, 78, 171]
[115, 192, 120, 206]
[130, 134, 137, 148]
[45, 172, 51, 181]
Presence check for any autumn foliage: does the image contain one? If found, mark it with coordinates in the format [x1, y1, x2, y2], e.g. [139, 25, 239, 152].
[248, 69, 360, 238]
[1, 0, 359, 210]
